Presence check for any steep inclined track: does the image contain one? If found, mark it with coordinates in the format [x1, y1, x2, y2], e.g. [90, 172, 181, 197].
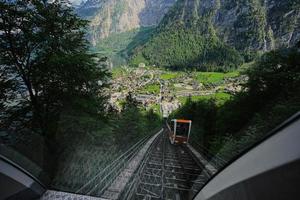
[128, 130, 210, 200]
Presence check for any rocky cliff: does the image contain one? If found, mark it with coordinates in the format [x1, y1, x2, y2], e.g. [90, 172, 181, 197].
[77, 0, 177, 45]
[214, 0, 300, 51]
[158, 0, 300, 51]
[131, 0, 300, 69]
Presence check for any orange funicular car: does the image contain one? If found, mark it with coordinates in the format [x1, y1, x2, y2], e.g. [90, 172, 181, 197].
[167, 119, 192, 144]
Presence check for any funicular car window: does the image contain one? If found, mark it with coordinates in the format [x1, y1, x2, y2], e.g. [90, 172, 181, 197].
[176, 123, 189, 136]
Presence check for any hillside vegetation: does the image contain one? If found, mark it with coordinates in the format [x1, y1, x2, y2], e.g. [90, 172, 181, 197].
[131, 0, 300, 71]
[132, 26, 243, 70]
[52, 99, 161, 191]
[171, 43, 300, 163]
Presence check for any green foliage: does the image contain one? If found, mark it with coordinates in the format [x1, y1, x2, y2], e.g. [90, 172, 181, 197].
[0, 0, 110, 139]
[216, 46, 300, 136]
[241, 50, 261, 62]
[130, 52, 149, 67]
[149, 104, 161, 115]
[179, 93, 231, 106]
[247, 47, 300, 99]
[139, 84, 160, 94]
[211, 88, 300, 161]
[134, 25, 243, 71]
[196, 72, 239, 84]
[160, 72, 180, 80]
[172, 44, 300, 164]
[52, 97, 162, 191]
[129, 0, 300, 69]
[124, 27, 156, 56]
[112, 67, 127, 78]
[113, 105, 161, 147]
[0, 0, 160, 193]
[170, 98, 218, 146]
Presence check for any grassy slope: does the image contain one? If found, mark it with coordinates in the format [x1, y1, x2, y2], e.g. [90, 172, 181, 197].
[160, 72, 180, 80]
[139, 84, 160, 94]
[179, 93, 231, 105]
[195, 72, 239, 84]
[169, 71, 239, 104]
[112, 67, 128, 78]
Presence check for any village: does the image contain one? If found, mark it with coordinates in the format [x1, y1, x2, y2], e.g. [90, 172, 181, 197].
[109, 65, 247, 117]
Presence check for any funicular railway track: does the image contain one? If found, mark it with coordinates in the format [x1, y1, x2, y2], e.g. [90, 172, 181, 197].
[125, 130, 210, 200]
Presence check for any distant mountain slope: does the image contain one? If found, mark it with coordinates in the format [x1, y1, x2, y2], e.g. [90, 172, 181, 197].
[132, 0, 300, 70]
[214, 0, 300, 51]
[76, 0, 177, 46]
[91, 26, 155, 66]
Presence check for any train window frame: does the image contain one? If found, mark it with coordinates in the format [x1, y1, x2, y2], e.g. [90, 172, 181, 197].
[170, 119, 192, 144]
[193, 111, 300, 200]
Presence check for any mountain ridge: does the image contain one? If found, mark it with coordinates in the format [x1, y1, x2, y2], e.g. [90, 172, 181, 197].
[130, 0, 300, 69]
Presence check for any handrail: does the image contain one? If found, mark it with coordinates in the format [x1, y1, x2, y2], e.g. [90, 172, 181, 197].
[88, 136, 150, 196]
[75, 134, 152, 195]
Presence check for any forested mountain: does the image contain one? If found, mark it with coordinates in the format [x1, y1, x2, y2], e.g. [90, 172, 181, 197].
[131, 0, 300, 70]
[76, 0, 177, 45]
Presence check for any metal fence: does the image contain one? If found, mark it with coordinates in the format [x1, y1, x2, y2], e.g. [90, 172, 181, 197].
[75, 134, 152, 197]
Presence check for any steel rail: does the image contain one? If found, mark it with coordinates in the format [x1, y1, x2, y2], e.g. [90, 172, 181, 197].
[119, 131, 163, 200]
[123, 130, 209, 199]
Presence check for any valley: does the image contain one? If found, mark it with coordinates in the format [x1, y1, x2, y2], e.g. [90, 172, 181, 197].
[83, 0, 299, 115]
[109, 66, 247, 117]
